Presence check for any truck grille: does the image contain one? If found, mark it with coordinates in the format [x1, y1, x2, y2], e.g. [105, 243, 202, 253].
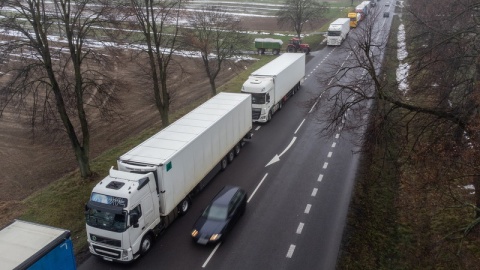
[252, 108, 261, 120]
[92, 244, 122, 259]
[90, 234, 121, 247]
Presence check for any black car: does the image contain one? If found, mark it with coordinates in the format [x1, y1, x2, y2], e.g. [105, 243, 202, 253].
[191, 186, 247, 245]
[384, 11, 390, 17]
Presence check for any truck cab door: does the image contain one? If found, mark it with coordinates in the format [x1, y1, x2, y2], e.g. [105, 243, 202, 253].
[128, 204, 146, 254]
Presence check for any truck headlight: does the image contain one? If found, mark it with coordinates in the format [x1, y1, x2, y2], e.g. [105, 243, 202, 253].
[122, 249, 129, 260]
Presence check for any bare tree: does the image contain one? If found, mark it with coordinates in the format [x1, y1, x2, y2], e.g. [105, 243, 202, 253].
[127, 0, 187, 126]
[184, 6, 251, 96]
[0, 0, 119, 178]
[276, 0, 329, 38]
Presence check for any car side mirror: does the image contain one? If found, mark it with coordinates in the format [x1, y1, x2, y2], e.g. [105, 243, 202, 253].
[130, 212, 139, 228]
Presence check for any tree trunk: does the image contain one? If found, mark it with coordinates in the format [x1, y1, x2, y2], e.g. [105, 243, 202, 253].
[209, 77, 217, 96]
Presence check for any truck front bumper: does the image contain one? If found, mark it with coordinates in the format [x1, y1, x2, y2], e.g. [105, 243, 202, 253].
[89, 242, 134, 262]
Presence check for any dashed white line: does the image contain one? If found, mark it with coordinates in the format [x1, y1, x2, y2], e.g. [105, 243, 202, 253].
[317, 174, 324, 182]
[335, 134, 340, 139]
[248, 173, 268, 203]
[296, 222, 304, 234]
[304, 204, 312, 214]
[202, 242, 221, 268]
[323, 162, 328, 169]
[294, 119, 305, 134]
[286, 244, 296, 258]
[255, 126, 261, 131]
[311, 188, 318, 197]
[332, 142, 336, 147]
[327, 152, 332, 158]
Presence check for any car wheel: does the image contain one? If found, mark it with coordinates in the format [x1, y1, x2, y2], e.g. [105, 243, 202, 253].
[234, 144, 241, 156]
[178, 198, 190, 215]
[140, 234, 153, 255]
[220, 157, 228, 171]
[227, 150, 235, 163]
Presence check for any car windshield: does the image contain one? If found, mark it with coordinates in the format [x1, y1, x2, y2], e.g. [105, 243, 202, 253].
[85, 208, 127, 232]
[202, 204, 228, 220]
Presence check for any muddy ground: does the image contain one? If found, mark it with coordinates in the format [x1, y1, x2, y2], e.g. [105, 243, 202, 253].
[0, 16, 321, 227]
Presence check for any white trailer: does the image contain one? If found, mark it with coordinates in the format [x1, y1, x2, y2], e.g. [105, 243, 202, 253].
[241, 53, 305, 123]
[327, 18, 350, 46]
[85, 92, 252, 262]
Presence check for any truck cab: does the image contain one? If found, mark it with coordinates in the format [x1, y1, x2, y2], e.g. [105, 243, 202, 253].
[85, 168, 159, 262]
[242, 77, 275, 123]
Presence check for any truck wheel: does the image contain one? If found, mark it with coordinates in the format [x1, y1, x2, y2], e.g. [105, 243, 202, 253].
[140, 234, 153, 255]
[220, 157, 228, 171]
[302, 47, 309, 54]
[267, 111, 272, 122]
[178, 198, 190, 215]
[273, 49, 280, 55]
[234, 144, 241, 156]
[227, 150, 235, 163]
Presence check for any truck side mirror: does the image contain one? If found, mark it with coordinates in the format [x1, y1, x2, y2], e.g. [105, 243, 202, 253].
[130, 212, 139, 228]
[84, 203, 89, 212]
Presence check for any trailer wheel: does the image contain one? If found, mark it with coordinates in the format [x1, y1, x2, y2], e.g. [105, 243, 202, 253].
[234, 144, 241, 156]
[178, 198, 190, 215]
[279, 100, 283, 110]
[273, 49, 280, 55]
[227, 150, 235, 163]
[220, 157, 228, 171]
[140, 234, 153, 255]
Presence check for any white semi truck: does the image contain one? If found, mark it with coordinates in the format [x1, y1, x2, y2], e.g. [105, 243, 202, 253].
[327, 18, 350, 46]
[241, 53, 305, 123]
[85, 92, 252, 262]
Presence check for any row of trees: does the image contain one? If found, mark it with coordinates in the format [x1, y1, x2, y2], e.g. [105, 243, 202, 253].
[315, 0, 479, 262]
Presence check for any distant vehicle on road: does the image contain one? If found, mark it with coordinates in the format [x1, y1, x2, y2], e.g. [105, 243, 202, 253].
[384, 11, 390, 17]
[191, 186, 247, 245]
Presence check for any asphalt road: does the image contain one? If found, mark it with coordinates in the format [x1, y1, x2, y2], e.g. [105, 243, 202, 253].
[80, 8, 394, 270]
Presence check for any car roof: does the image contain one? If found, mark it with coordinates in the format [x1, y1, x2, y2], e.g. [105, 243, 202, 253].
[210, 186, 243, 206]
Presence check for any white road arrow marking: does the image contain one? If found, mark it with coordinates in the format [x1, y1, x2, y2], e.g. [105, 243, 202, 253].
[265, 137, 296, 167]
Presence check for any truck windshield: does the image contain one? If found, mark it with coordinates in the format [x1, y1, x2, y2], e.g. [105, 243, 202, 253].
[250, 93, 266, 104]
[328, 31, 341, 37]
[85, 207, 127, 233]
